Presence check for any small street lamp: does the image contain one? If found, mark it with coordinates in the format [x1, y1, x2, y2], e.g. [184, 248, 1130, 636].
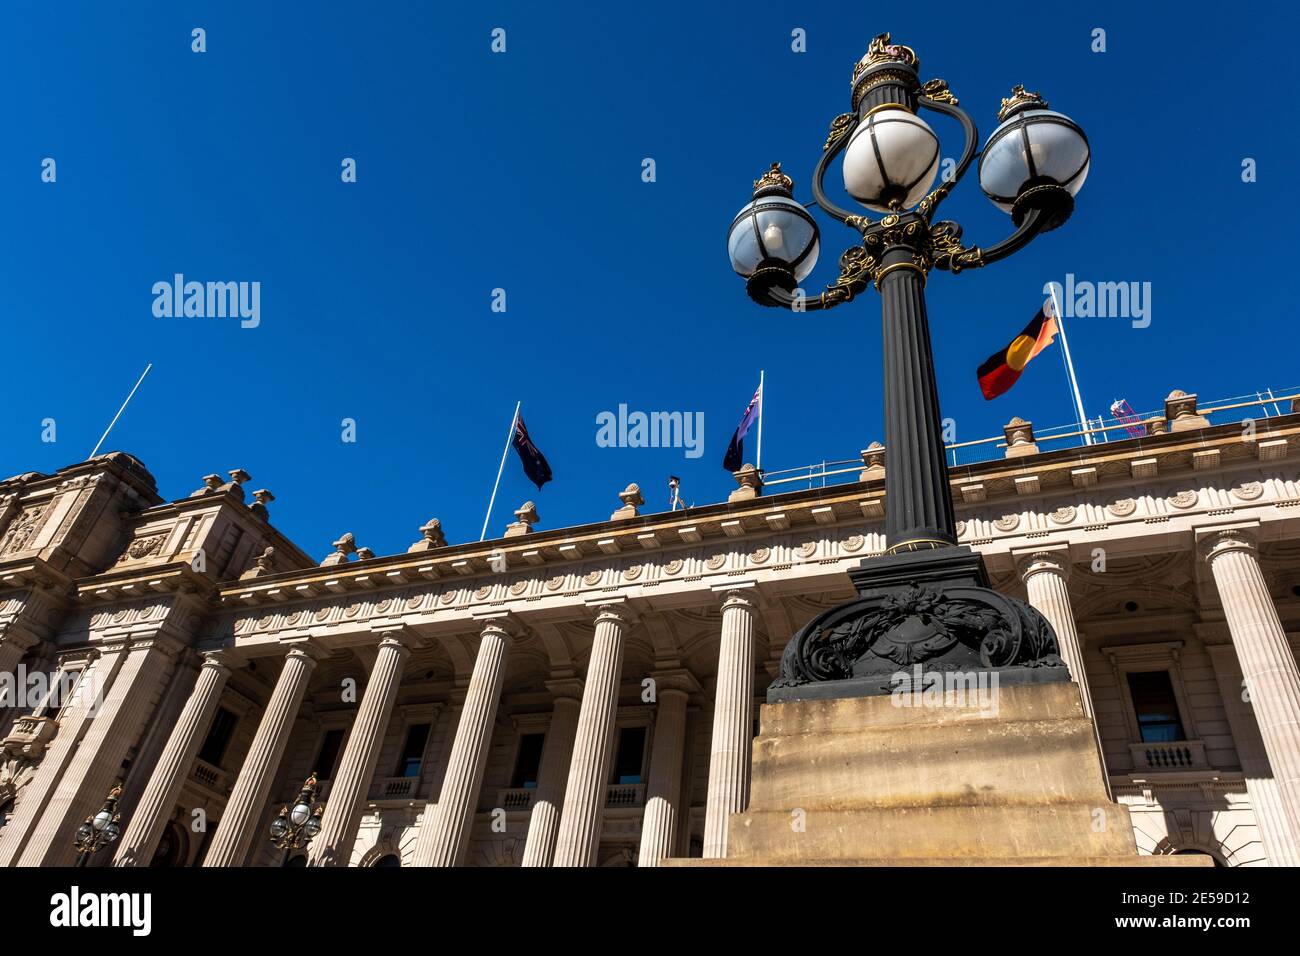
[269, 773, 325, 865]
[74, 783, 122, 866]
[731, 34, 1088, 692]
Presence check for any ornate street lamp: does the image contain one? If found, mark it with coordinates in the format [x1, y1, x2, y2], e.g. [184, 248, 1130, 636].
[74, 783, 123, 866]
[269, 773, 325, 865]
[727, 34, 1089, 694]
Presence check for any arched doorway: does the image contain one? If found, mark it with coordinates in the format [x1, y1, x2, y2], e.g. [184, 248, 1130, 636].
[1172, 848, 1225, 867]
[150, 821, 190, 867]
[372, 853, 401, 867]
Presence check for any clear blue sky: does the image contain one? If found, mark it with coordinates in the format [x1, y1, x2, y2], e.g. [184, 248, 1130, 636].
[2, 1, 1295, 560]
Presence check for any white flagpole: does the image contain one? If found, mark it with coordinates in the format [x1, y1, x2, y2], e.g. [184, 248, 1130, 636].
[87, 363, 153, 460]
[1049, 286, 1092, 446]
[756, 369, 765, 471]
[480, 401, 521, 542]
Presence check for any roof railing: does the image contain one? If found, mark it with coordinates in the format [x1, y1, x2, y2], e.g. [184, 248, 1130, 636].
[761, 387, 1299, 490]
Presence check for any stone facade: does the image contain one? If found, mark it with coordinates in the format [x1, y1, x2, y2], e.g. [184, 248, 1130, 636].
[2, 401, 1300, 867]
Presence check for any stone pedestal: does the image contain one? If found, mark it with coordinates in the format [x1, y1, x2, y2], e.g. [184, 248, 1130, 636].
[669, 679, 1210, 866]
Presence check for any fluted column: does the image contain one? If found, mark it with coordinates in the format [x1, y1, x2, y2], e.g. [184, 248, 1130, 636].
[638, 670, 698, 866]
[113, 651, 234, 867]
[413, 618, 514, 867]
[17, 638, 176, 867]
[520, 678, 583, 867]
[0, 648, 121, 867]
[552, 602, 633, 867]
[202, 644, 323, 867]
[703, 587, 757, 858]
[1201, 526, 1300, 843]
[0, 631, 38, 694]
[309, 632, 415, 866]
[879, 258, 958, 550]
[1017, 546, 1094, 718]
[1206, 641, 1300, 866]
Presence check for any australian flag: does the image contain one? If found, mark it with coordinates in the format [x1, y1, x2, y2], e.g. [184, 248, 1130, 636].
[722, 384, 762, 472]
[512, 414, 553, 490]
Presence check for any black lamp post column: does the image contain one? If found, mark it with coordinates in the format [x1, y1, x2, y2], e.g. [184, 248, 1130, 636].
[878, 251, 957, 551]
[727, 33, 1092, 698]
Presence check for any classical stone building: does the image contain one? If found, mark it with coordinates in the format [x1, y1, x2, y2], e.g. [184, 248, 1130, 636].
[2, 388, 1299, 867]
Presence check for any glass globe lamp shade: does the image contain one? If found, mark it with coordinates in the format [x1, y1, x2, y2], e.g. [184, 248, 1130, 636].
[270, 814, 289, 841]
[93, 809, 112, 831]
[979, 109, 1089, 220]
[305, 811, 323, 839]
[104, 821, 121, 844]
[727, 195, 819, 283]
[842, 108, 941, 212]
[290, 802, 311, 827]
[76, 822, 95, 845]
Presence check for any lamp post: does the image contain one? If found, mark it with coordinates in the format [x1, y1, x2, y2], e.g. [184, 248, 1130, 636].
[269, 773, 325, 866]
[729, 34, 1090, 696]
[74, 783, 123, 866]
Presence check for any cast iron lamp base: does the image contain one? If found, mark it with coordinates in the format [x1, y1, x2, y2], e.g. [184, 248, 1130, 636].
[769, 547, 1066, 702]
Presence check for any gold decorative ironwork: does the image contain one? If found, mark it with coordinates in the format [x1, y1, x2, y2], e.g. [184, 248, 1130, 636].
[853, 33, 918, 82]
[752, 161, 793, 195]
[823, 113, 855, 151]
[813, 245, 877, 309]
[916, 182, 954, 220]
[998, 84, 1048, 122]
[919, 78, 957, 105]
[927, 221, 986, 274]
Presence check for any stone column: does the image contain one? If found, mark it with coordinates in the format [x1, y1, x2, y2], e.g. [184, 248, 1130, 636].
[413, 618, 514, 867]
[1201, 526, 1300, 843]
[552, 601, 633, 867]
[1206, 641, 1300, 866]
[0, 648, 122, 867]
[519, 678, 583, 867]
[308, 632, 415, 867]
[113, 651, 234, 867]
[0, 630, 39, 724]
[202, 644, 323, 867]
[0, 631, 38, 690]
[703, 586, 757, 859]
[1017, 546, 1095, 718]
[637, 670, 698, 866]
[16, 638, 177, 867]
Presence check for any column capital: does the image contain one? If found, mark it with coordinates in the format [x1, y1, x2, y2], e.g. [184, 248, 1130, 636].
[471, 610, 524, 642]
[584, 596, 637, 628]
[1196, 523, 1260, 563]
[1013, 543, 1071, 582]
[373, 624, 423, 653]
[648, 668, 702, 698]
[198, 649, 238, 673]
[283, 640, 330, 665]
[711, 579, 758, 612]
[545, 676, 585, 701]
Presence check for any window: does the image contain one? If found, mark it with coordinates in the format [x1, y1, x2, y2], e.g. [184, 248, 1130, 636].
[314, 728, 347, 780]
[1127, 671, 1185, 743]
[510, 733, 546, 789]
[610, 726, 647, 785]
[373, 853, 401, 867]
[197, 708, 238, 768]
[394, 723, 431, 778]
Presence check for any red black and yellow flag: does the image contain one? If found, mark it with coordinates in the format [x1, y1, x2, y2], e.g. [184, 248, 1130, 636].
[977, 300, 1059, 400]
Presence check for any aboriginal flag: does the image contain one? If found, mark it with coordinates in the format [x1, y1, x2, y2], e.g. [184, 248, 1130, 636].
[511, 415, 553, 490]
[976, 299, 1059, 400]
